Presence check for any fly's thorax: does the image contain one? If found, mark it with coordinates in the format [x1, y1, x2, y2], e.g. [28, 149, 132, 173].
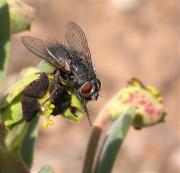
[70, 58, 93, 82]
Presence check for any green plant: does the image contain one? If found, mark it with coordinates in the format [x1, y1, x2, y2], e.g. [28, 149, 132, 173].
[0, 1, 166, 173]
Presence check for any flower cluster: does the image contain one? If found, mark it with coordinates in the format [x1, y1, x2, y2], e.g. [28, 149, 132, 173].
[103, 78, 166, 129]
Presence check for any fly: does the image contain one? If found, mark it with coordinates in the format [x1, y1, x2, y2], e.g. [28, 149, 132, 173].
[21, 21, 101, 125]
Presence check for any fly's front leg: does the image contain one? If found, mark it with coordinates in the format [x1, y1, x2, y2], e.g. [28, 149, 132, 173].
[21, 73, 49, 122]
[75, 92, 92, 126]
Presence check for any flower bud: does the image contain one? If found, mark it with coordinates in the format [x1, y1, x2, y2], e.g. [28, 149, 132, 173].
[106, 78, 166, 129]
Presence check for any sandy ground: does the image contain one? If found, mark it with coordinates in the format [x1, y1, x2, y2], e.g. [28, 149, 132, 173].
[8, 0, 179, 172]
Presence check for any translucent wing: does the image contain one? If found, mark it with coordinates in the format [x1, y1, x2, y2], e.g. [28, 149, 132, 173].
[21, 36, 71, 72]
[65, 22, 92, 63]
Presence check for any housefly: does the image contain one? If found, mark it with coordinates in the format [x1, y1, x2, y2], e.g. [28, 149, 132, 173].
[21, 22, 101, 125]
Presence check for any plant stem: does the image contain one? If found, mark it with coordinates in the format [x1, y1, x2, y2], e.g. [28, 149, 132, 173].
[94, 107, 135, 173]
[0, 149, 29, 173]
[82, 126, 102, 173]
[0, 0, 11, 86]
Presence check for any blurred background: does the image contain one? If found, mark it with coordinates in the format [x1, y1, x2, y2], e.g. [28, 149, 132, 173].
[8, 0, 179, 172]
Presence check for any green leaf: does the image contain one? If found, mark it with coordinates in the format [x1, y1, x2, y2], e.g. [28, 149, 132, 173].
[10, 9, 31, 34]
[20, 117, 39, 168]
[63, 94, 84, 122]
[0, 68, 41, 127]
[37, 60, 55, 73]
[8, 0, 35, 34]
[94, 106, 136, 173]
[0, 122, 8, 150]
[38, 165, 54, 173]
[0, 0, 11, 86]
[1, 95, 23, 126]
[5, 121, 28, 150]
[0, 68, 40, 108]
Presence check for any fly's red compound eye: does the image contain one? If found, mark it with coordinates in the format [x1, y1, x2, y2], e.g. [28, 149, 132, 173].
[80, 82, 93, 95]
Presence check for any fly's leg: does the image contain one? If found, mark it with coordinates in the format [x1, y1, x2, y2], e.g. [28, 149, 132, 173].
[49, 70, 71, 115]
[75, 92, 92, 126]
[21, 73, 49, 122]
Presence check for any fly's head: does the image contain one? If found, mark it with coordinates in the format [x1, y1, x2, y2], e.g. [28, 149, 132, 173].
[69, 59, 101, 103]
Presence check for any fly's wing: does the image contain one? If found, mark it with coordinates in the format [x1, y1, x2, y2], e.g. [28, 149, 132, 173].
[65, 22, 92, 65]
[21, 36, 71, 72]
